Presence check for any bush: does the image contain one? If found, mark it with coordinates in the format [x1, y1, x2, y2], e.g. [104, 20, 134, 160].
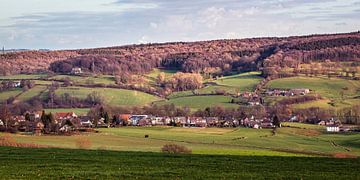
[75, 137, 92, 149]
[161, 144, 192, 154]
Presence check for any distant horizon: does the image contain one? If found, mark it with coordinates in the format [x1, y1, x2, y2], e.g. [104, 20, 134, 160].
[1, 0, 359, 50]
[2, 31, 359, 51]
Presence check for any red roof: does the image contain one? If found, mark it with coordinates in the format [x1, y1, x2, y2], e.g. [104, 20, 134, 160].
[55, 112, 76, 119]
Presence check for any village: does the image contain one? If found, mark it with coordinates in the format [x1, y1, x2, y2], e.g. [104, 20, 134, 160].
[0, 107, 354, 136]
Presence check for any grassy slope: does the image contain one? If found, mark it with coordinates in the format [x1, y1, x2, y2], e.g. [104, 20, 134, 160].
[156, 95, 239, 110]
[214, 71, 263, 91]
[50, 75, 116, 85]
[16, 85, 47, 101]
[5, 125, 360, 157]
[164, 72, 262, 109]
[267, 77, 360, 99]
[44, 108, 90, 116]
[0, 147, 358, 179]
[266, 76, 360, 109]
[56, 86, 161, 106]
[0, 89, 22, 102]
[0, 74, 47, 80]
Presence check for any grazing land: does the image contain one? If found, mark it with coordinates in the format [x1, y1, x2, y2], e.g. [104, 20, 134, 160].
[55, 86, 161, 106]
[3, 125, 359, 157]
[0, 146, 359, 179]
[157, 95, 239, 110]
[44, 108, 90, 115]
[214, 71, 263, 92]
[266, 76, 360, 109]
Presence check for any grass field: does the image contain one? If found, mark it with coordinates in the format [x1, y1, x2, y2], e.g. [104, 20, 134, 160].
[0, 74, 48, 80]
[267, 76, 360, 99]
[16, 85, 47, 102]
[44, 108, 90, 115]
[156, 95, 239, 110]
[267, 76, 360, 109]
[214, 71, 263, 92]
[145, 68, 178, 79]
[3, 125, 359, 157]
[0, 89, 22, 102]
[50, 75, 116, 85]
[56, 86, 161, 106]
[0, 147, 359, 179]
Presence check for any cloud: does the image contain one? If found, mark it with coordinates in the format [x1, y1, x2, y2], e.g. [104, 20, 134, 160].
[0, 0, 359, 49]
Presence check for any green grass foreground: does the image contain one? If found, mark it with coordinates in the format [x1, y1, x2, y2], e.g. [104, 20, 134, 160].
[0, 146, 359, 179]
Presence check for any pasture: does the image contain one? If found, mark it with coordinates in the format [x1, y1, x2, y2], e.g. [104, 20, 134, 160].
[266, 77, 360, 99]
[44, 108, 90, 115]
[267, 76, 360, 109]
[156, 95, 239, 110]
[16, 85, 47, 102]
[3, 125, 359, 157]
[214, 71, 263, 92]
[55, 86, 161, 106]
[0, 89, 22, 102]
[0, 147, 359, 179]
[50, 75, 116, 85]
[0, 74, 48, 80]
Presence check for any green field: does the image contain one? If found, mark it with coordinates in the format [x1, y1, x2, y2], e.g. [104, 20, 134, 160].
[4, 125, 359, 157]
[156, 95, 239, 110]
[0, 89, 22, 102]
[56, 86, 161, 106]
[267, 77, 360, 99]
[50, 75, 116, 85]
[267, 76, 360, 109]
[0, 74, 48, 80]
[16, 85, 47, 102]
[214, 71, 263, 92]
[145, 68, 178, 79]
[44, 108, 90, 115]
[0, 147, 358, 179]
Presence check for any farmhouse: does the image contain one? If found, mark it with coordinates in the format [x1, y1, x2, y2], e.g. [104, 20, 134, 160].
[71, 68, 82, 75]
[266, 88, 310, 96]
[326, 125, 340, 132]
[129, 115, 148, 126]
[289, 88, 310, 96]
[55, 112, 78, 121]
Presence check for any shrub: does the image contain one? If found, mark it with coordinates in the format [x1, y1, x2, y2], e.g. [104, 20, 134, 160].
[0, 133, 48, 148]
[161, 144, 192, 154]
[75, 137, 92, 149]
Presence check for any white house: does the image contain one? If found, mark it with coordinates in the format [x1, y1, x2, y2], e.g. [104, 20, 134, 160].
[326, 125, 340, 132]
[71, 68, 82, 75]
[0, 119, 4, 126]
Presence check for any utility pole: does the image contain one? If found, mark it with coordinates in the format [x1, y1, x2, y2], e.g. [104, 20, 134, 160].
[2, 46, 4, 54]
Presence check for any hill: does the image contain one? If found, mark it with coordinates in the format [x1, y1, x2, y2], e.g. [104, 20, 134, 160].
[0, 32, 359, 77]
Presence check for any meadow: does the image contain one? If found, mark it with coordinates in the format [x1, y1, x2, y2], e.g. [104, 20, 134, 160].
[55, 86, 161, 106]
[4, 124, 359, 157]
[0, 146, 359, 179]
[266, 76, 360, 109]
[156, 95, 239, 110]
[44, 108, 90, 115]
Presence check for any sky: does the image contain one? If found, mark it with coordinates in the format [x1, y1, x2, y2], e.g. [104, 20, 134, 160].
[0, 0, 359, 50]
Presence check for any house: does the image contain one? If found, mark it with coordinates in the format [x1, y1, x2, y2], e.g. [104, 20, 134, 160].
[206, 117, 219, 127]
[71, 68, 82, 75]
[55, 112, 78, 121]
[327, 125, 340, 132]
[173, 117, 187, 126]
[33, 121, 44, 136]
[289, 88, 310, 95]
[129, 115, 148, 126]
[0, 119, 4, 126]
[79, 116, 93, 128]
